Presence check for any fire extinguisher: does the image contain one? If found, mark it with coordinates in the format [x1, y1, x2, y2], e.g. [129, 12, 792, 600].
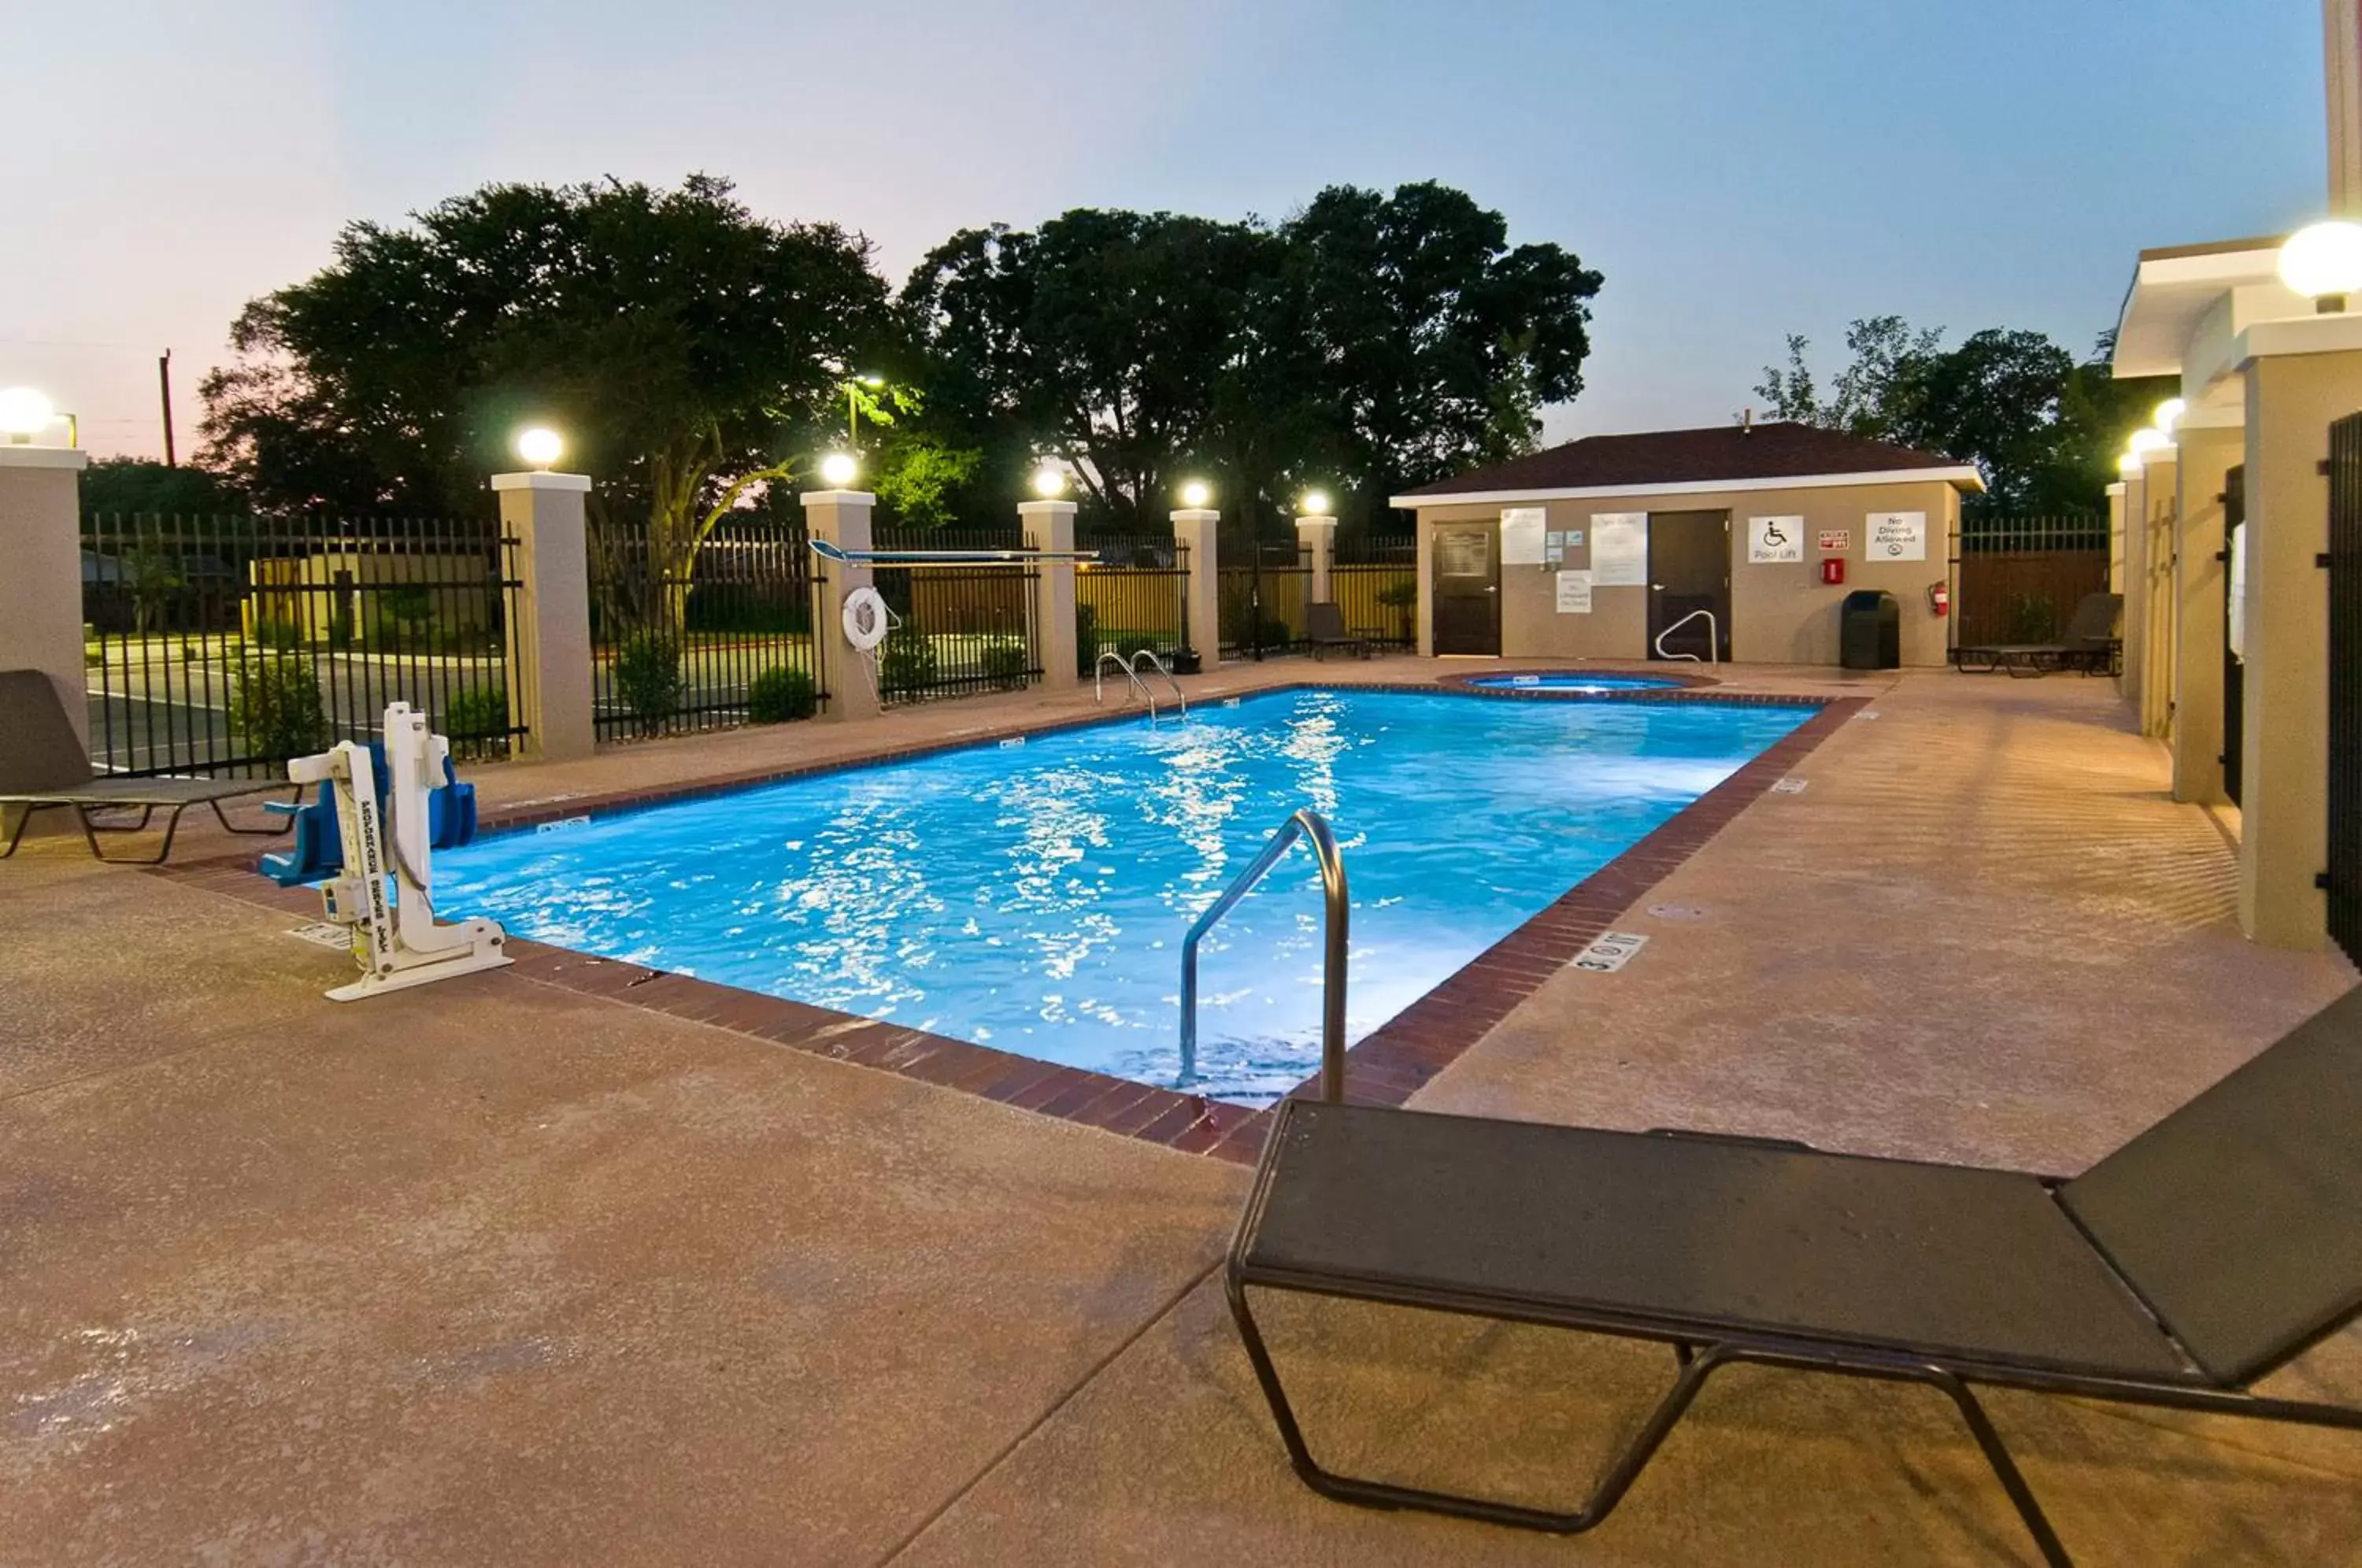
[1927, 581, 1950, 617]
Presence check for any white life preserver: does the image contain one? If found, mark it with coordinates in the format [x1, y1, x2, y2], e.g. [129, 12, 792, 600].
[842, 587, 892, 652]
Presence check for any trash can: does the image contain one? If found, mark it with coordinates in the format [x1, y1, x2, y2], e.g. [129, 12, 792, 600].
[1840, 589, 1901, 671]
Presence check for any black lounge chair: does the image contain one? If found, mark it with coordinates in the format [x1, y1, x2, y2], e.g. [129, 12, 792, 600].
[0, 669, 295, 864]
[1306, 602, 1374, 660]
[1227, 986, 2362, 1566]
[1957, 591, 2123, 677]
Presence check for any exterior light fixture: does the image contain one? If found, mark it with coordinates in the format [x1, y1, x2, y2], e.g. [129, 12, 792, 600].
[513, 426, 564, 469]
[1299, 489, 1331, 516]
[860, 375, 884, 387]
[2128, 427, 2170, 458]
[0, 386, 56, 444]
[2278, 220, 2362, 311]
[1179, 479, 1212, 509]
[820, 451, 859, 488]
[1031, 465, 1066, 498]
[2152, 398, 2186, 434]
[2117, 453, 2143, 477]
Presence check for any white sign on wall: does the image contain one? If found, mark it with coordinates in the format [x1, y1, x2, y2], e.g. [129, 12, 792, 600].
[1590, 512, 1647, 586]
[1747, 515, 1805, 564]
[1555, 569, 1594, 614]
[1501, 507, 1548, 565]
[1867, 511, 1927, 561]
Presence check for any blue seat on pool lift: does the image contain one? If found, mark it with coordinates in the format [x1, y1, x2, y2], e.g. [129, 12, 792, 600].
[257, 744, 480, 886]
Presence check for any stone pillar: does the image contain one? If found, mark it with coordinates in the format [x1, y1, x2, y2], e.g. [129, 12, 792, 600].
[1296, 513, 1338, 603]
[803, 489, 881, 722]
[490, 471, 596, 764]
[2117, 466, 2149, 708]
[1020, 498, 1079, 688]
[2171, 420, 2242, 803]
[2138, 447, 2179, 741]
[0, 446, 89, 757]
[1170, 507, 1221, 669]
[2237, 348, 2362, 946]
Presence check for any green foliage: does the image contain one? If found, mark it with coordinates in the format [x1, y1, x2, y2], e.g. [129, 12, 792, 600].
[122, 534, 186, 634]
[1074, 602, 1099, 675]
[80, 458, 247, 516]
[442, 685, 512, 760]
[2003, 594, 2059, 644]
[376, 585, 434, 640]
[247, 612, 308, 651]
[613, 629, 683, 730]
[979, 642, 1028, 690]
[746, 666, 818, 722]
[231, 654, 329, 761]
[878, 624, 940, 694]
[872, 431, 986, 528]
[1114, 633, 1159, 661]
[1754, 318, 2176, 512]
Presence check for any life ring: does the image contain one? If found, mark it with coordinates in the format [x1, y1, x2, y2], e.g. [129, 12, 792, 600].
[842, 586, 892, 652]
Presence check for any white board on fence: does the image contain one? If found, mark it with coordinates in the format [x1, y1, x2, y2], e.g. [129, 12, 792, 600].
[1555, 569, 1594, 614]
[1500, 507, 1548, 565]
[1747, 515, 1804, 564]
[1867, 511, 1927, 561]
[1590, 513, 1647, 586]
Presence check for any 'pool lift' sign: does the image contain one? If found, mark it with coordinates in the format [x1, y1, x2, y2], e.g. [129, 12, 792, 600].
[1747, 516, 1804, 564]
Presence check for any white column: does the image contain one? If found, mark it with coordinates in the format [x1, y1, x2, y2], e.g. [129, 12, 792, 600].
[1170, 507, 1221, 669]
[803, 489, 881, 722]
[1296, 513, 1338, 603]
[1020, 498, 1079, 689]
[2116, 466, 2149, 707]
[0, 446, 91, 756]
[2105, 481, 2127, 594]
[491, 471, 595, 763]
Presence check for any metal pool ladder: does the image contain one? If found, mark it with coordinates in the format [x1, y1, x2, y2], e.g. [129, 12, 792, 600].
[1179, 810, 1349, 1102]
[1653, 608, 1721, 664]
[1094, 649, 1189, 721]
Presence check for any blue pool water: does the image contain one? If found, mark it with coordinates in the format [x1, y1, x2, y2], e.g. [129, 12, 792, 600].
[1466, 673, 1687, 692]
[436, 689, 1811, 1104]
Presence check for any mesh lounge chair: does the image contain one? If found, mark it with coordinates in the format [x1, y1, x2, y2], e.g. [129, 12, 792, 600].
[0, 669, 295, 864]
[1227, 986, 2362, 1566]
[1306, 601, 1374, 660]
[1957, 592, 2123, 678]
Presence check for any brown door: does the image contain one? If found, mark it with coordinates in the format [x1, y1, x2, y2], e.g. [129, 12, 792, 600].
[1431, 523, 1500, 654]
[1647, 511, 1731, 660]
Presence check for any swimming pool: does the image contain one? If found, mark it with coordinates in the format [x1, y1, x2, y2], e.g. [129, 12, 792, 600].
[436, 688, 1812, 1104]
[1464, 672, 1689, 692]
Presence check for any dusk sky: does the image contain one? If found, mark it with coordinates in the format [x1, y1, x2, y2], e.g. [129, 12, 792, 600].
[4, 0, 2332, 460]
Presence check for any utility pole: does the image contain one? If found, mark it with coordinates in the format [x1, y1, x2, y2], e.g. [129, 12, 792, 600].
[158, 349, 176, 466]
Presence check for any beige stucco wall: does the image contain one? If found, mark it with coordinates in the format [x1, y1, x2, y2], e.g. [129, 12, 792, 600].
[1410, 479, 1961, 666]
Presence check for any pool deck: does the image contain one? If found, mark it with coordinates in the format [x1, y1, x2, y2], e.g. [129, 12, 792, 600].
[4, 657, 2359, 1565]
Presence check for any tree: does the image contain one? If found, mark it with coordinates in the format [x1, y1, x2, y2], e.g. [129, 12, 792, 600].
[80, 457, 248, 517]
[200, 175, 891, 627]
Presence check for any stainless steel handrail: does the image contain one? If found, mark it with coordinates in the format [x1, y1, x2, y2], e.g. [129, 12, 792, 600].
[1179, 810, 1349, 1102]
[1653, 607, 1720, 664]
[1127, 649, 1187, 717]
[1094, 649, 1158, 719]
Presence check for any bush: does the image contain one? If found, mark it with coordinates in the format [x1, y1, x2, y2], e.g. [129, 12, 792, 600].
[442, 685, 511, 760]
[613, 629, 683, 730]
[879, 625, 939, 695]
[1074, 603, 1099, 676]
[980, 642, 1029, 690]
[248, 613, 308, 652]
[231, 654, 330, 761]
[746, 666, 818, 723]
[1114, 633, 1160, 663]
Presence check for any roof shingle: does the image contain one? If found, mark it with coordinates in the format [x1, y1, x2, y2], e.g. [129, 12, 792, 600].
[1393, 422, 1975, 501]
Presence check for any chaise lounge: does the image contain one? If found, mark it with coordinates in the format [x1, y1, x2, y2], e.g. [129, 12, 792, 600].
[1227, 985, 2362, 1566]
[1956, 591, 2123, 678]
[0, 668, 296, 864]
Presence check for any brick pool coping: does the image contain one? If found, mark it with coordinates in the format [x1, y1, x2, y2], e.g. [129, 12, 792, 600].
[157, 681, 1864, 1167]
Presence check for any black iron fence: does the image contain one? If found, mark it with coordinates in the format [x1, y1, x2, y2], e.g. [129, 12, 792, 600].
[1334, 534, 1417, 648]
[2326, 414, 2362, 966]
[1953, 512, 2112, 654]
[869, 525, 1040, 703]
[588, 509, 825, 741]
[79, 511, 524, 778]
[1077, 530, 1189, 673]
[1220, 543, 1312, 659]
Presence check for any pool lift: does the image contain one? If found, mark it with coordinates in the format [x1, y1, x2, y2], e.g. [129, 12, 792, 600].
[261, 701, 509, 1002]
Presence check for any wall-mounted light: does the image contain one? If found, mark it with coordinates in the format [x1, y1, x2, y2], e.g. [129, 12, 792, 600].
[0, 386, 57, 445]
[2279, 220, 2362, 312]
[1031, 465, 1066, 498]
[820, 451, 859, 488]
[1179, 479, 1212, 509]
[513, 426, 564, 469]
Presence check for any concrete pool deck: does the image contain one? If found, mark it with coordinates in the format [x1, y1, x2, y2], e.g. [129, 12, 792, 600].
[3, 659, 2359, 1564]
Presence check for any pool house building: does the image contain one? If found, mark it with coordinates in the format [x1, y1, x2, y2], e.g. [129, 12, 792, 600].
[1392, 422, 1983, 667]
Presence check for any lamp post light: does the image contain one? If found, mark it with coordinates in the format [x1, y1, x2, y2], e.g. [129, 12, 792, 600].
[2128, 426, 2171, 459]
[1031, 465, 1067, 499]
[820, 451, 859, 489]
[2117, 452, 2143, 477]
[2278, 220, 2362, 312]
[2152, 398, 2186, 435]
[1179, 479, 1212, 509]
[1298, 489, 1331, 516]
[844, 375, 885, 451]
[513, 426, 564, 470]
[0, 386, 62, 446]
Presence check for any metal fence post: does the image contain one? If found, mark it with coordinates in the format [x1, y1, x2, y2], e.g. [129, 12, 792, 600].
[804, 487, 881, 722]
[491, 469, 595, 761]
[1020, 498, 1079, 689]
[1172, 505, 1221, 669]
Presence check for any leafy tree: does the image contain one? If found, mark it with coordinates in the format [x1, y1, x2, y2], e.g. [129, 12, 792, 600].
[80, 457, 249, 517]
[123, 532, 185, 634]
[200, 175, 891, 627]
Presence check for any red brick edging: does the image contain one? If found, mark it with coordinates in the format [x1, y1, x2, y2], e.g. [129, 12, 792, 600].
[159, 686, 1862, 1166]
